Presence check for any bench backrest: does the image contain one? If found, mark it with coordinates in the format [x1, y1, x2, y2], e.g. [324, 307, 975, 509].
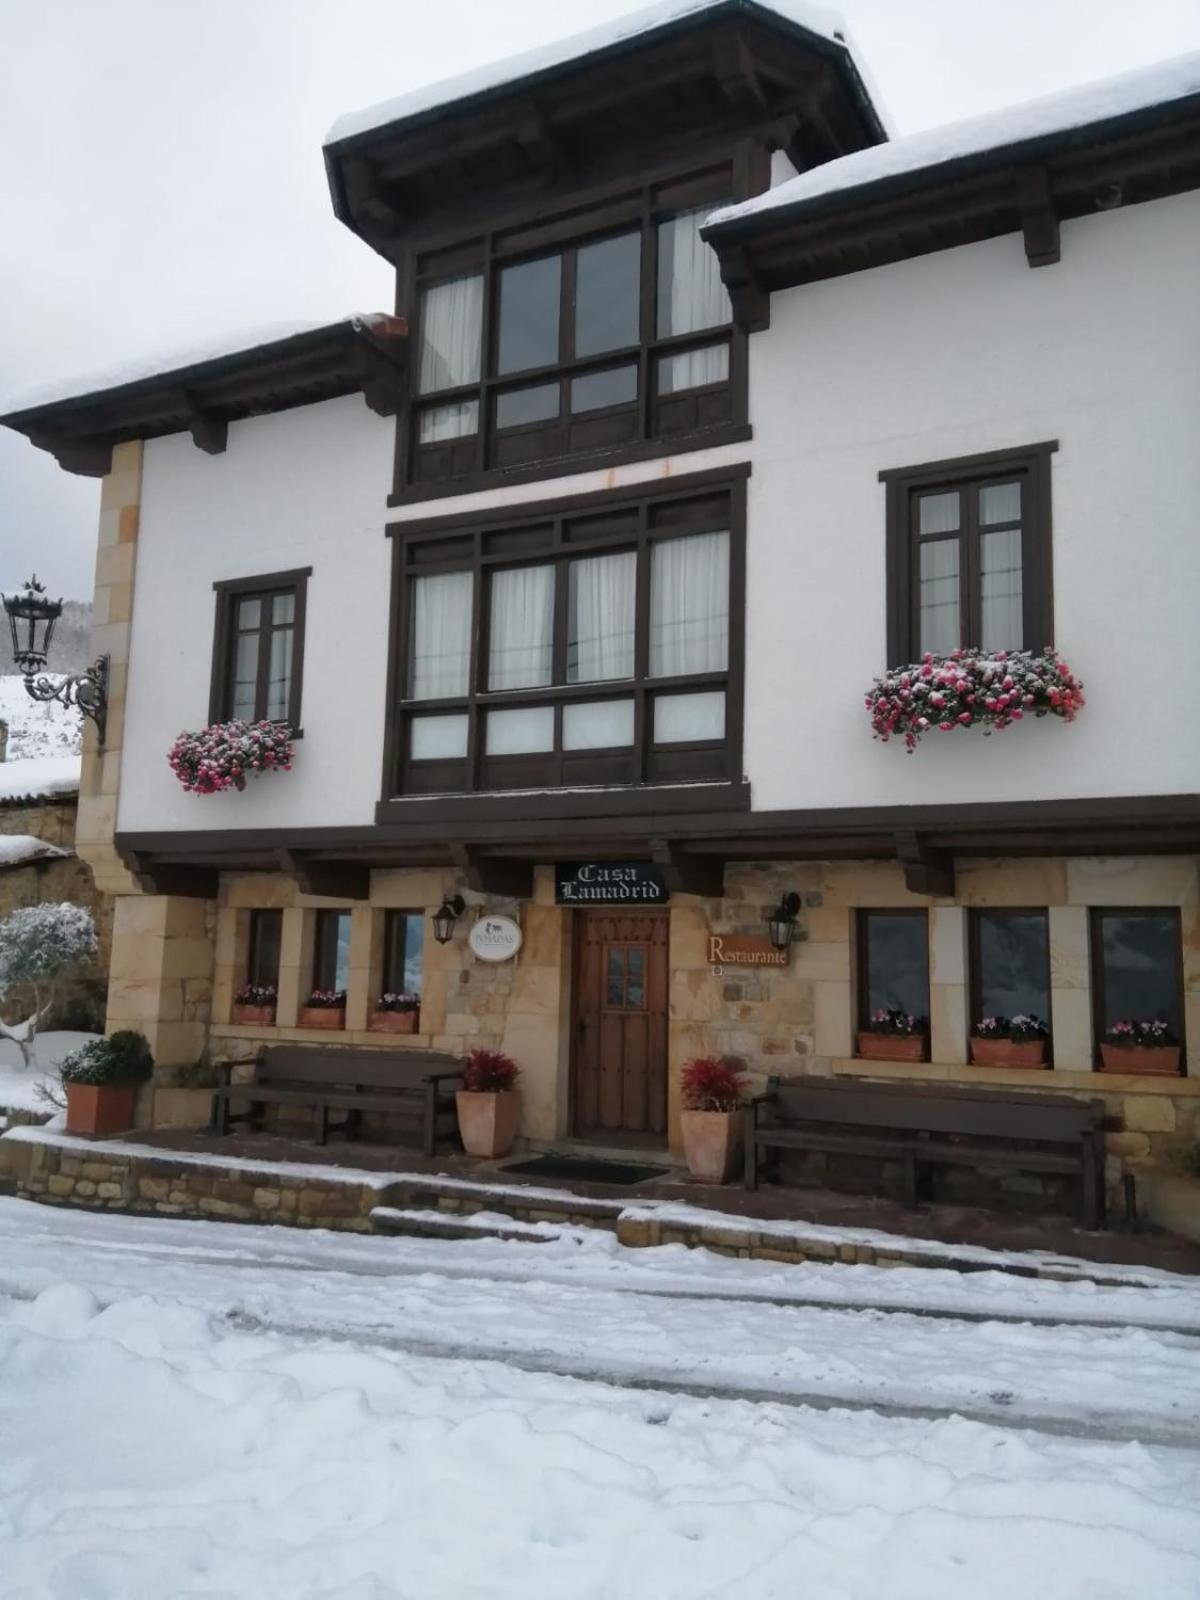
[258, 1045, 463, 1091]
[765, 1076, 1103, 1143]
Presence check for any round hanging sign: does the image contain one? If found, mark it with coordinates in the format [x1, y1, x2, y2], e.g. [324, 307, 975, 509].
[468, 913, 523, 963]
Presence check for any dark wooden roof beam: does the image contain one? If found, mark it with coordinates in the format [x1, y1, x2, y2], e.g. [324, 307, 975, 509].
[1016, 165, 1060, 267]
[30, 429, 113, 479]
[895, 830, 955, 898]
[277, 849, 372, 900]
[651, 840, 725, 897]
[451, 845, 533, 900]
[167, 388, 229, 455]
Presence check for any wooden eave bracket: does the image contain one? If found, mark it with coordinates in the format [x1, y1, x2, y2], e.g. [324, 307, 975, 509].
[29, 428, 113, 479]
[168, 388, 228, 456]
[1016, 165, 1060, 267]
[716, 242, 771, 333]
[352, 330, 408, 419]
[651, 840, 725, 898]
[342, 156, 403, 240]
[450, 846, 534, 901]
[277, 848, 371, 900]
[118, 846, 218, 899]
[515, 104, 571, 177]
[713, 36, 769, 117]
[894, 831, 955, 898]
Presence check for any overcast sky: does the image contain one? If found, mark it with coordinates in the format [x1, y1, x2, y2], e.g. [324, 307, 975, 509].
[2, 0, 1198, 600]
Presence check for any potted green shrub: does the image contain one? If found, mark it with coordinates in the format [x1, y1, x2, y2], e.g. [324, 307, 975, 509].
[680, 1056, 745, 1183]
[456, 1048, 520, 1159]
[858, 1008, 928, 1062]
[368, 991, 420, 1034]
[970, 1014, 1049, 1068]
[231, 982, 277, 1028]
[1099, 1019, 1182, 1076]
[61, 1031, 155, 1137]
[298, 989, 346, 1030]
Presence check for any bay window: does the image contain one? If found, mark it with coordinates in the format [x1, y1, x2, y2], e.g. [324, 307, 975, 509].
[389, 470, 745, 796]
[404, 168, 744, 493]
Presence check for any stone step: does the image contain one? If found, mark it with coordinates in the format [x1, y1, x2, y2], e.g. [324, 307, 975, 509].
[369, 1205, 563, 1244]
[375, 1173, 624, 1230]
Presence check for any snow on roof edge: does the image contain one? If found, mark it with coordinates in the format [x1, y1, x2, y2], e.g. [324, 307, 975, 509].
[1, 313, 393, 421]
[0, 755, 82, 806]
[708, 48, 1200, 231]
[324, 0, 873, 148]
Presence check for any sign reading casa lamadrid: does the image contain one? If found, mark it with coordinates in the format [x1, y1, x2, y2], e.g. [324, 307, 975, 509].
[468, 914, 523, 963]
[554, 862, 669, 905]
[707, 933, 789, 969]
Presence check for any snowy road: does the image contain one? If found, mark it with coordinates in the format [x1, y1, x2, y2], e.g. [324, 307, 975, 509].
[3, 1198, 1200, 1598]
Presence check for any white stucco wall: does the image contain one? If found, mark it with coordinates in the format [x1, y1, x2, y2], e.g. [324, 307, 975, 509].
[743, 190, 1200, 811]
[119, 395, 395, 832]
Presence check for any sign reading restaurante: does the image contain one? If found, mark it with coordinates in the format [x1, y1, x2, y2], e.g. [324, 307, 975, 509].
[555, 862, 669, 905]
[707, 933, 789, 969]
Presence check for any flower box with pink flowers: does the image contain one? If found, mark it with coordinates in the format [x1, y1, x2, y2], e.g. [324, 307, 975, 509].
[866, 649, 1084, 752]
[231, 982, 277, 1028]
[298, 990, 346, 1030]
[1099, 1019, 1181, 1076]
[167, 720, 293, 795]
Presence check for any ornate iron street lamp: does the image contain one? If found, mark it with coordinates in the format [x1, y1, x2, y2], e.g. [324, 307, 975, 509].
[2, 575, 109, 745]
[431, 894, 465, 944]
[766, 891, 801, 951]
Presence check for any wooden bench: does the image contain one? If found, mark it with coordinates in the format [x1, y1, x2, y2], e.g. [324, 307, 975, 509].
[211, 1045, 465, 1156]
[744, 1076, 1107, 1229]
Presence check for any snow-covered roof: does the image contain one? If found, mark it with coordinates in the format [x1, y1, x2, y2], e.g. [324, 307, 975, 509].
[1, 314, 393, 420]
[326, 0, 883, 146]
[0, 834, 73, 868]
[0, 757, 82, 806]
[709, 49, 1200, 231]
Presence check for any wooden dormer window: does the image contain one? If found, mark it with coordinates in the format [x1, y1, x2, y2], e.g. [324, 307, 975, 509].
[401, 164, 749, 499]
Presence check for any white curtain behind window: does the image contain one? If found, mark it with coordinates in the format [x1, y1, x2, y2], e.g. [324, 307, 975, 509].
[418, 275, 483, 440]
[489, 565, 555, 690]
[410, 571, 473, 700]
[650, 531, 729, 677]
[568, 551, 636, 682]
[657, 207, 731, 390]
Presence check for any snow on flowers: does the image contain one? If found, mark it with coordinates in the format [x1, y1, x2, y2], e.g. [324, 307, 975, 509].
[866, 649, 1084, 752]
[168, 720, 293, 794]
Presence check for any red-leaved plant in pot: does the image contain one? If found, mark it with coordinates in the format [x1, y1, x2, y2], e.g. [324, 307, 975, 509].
[61, 1030, 155, 1138]
[1099, 1019, 1181, 1077]
[231, 982, 277, 1028]
[858, 1008, 928, 1061]
[970, 1013, 1049, 1069]
[368, 992, 420, 1034]
[680, 1057, 746, 1184]
[298, 989, 346, 1030]
[456, 1048, 520, 1159]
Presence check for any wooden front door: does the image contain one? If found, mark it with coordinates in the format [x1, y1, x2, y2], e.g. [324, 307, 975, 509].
[572, 910, 669, 1141]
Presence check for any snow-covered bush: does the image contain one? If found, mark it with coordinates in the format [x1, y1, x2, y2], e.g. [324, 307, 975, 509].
[866, 649, 1085, 752]
[167, 720, 293, 794]
[60, 1030, 154, 1087]
[0, 902, 96, 1067]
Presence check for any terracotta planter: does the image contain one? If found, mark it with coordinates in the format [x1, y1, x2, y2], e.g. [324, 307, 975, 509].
[456, 1089, 519, 1158]
[680, 1108, 742, 1184]
[970, 1037, 1047, 1069]
[298, 1007, 345, 1031]
[368, 1009, 419, 1034]
[1099, 1044, 1182, 1077]
[65, 1082, 138, 1138]
[857, 1032, 927, 1062]
[231, 1003, 276, 1028]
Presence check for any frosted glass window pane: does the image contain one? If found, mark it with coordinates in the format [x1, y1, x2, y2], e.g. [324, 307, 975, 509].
[237, 597, 261, 630]
[919, 541, 960, 655]
[418, 275, 483, 393]
[498, 255, 561, 374]
[272, 592, 294, 625]
[486, 705, 555, 755]
[980, 481, 1021, 525]
[656, 342, 729, 393]
[567, 551, 636, 683]
[980, 528, 1023, 652]
[266, 627, 292, 721]
[231, 632, 258, 720]
[654, 690, 725, 743]
[650, 531, 729, 677]
[410, 714, 468, 760]
[657, 207, 731, 336]
[918, 492, 959, 535]
[575, 232, 640, 357]
[489, 565, 555, 690]
[410, 571, 473, 700]
[419, 400, 479, 442]
[562, 699, 635, 750]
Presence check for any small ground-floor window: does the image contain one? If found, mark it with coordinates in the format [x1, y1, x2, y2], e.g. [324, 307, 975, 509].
[312, 909, 352, 997]
[970, 908, 1051, 1042]
[858, 910, 930, 1029]
[1090, 908, 1184, 1063]
[246, 908, 282, 991]
[382, 910, 424, 997]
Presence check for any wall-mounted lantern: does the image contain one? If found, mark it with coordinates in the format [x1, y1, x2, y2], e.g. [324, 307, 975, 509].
[766, 892, 801, 951]
[431, 894, 465, 944]
[2, 575, 109, 746]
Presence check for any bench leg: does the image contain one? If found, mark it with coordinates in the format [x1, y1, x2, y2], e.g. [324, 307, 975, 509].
[212, 1092, 228, 1136]
[422, 1084, 437, 1158]
[1081, 1135, 1101, 1230]
[316, 1104, 329, 1147]
[743, 1108, 758, 1190]
[902, 1149, 918, 1209]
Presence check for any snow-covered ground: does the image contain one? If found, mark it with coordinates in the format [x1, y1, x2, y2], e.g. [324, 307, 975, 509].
[2, 1199, 1199, 1597]
[0, 674, 81, 762]
[0, 1030, 94, 1116]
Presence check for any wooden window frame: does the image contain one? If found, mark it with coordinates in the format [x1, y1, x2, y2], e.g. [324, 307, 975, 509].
[968, 907, 1053, 1060]
[1089, 906, 1186, 1069]
[209, 567, 311, 731]
[311, 907, 351, 995]
[393, 152, 761, 505]
[246, 908, 283, 991]
[881, 443, 1056, 666]
[856, 908, 931, 1033]
[383, 465, 747, 801]
[382, 909, 424, 997]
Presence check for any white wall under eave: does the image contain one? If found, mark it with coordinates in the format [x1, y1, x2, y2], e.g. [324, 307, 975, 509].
[742, 190, 1200, 813]
[118, 394, 395, 833]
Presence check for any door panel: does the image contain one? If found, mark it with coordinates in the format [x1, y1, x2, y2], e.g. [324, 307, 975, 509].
[573, 910, 668, 1140]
